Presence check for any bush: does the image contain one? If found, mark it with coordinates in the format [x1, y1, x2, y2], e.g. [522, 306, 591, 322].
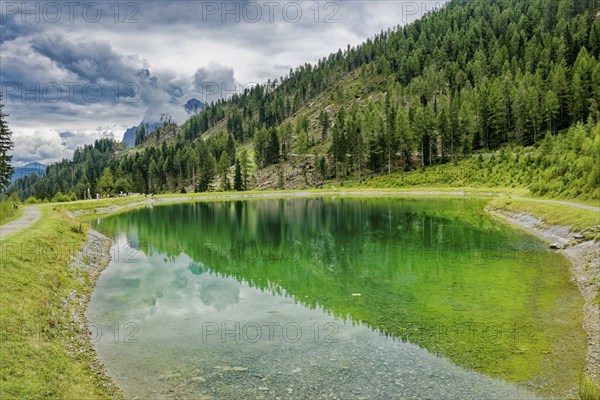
[51, 191, 76, 203]
[24, 196, 41, 204]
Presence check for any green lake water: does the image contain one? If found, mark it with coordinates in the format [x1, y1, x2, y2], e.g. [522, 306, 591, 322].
[87, 198, 586, 399]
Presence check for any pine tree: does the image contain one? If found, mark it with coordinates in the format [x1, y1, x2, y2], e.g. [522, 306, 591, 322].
[197, 147, 215, 193]
[487, 79, 508, 149]
[0, 94, 14, 191]
[571, 48, 592, 123]
[253, 128, 269, 168]
[267, 128, 280, 165]
[226, 133, 236, 165]
[239, 149, 250, 189]
[233, 159, 244, 191]
[135, 125, 146, 146]
[279, 122, 292, 160]
[590, 20, 600, 58]
[218, 152, 231, 191]
[395, 107, 412, 167]
[543, 90, 560, 134]
[319, 110, 330, 141]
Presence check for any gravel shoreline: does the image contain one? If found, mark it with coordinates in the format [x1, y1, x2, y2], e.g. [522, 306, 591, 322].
[487, 207, 600, 381]
[66, 229, 124, 399]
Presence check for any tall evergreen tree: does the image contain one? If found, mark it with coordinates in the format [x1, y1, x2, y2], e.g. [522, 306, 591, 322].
[233, 159, 244, 191]
[267, 128, 280, 165]
[218, 152, 231, 191]
[226, 133, 236, 165]
[135, 125, 146, 146]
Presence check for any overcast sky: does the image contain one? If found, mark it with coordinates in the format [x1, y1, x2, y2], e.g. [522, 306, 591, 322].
[0, 1, 446, 164]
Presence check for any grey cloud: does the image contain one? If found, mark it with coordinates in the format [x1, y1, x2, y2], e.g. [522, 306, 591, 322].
[0, 13, 42, 44]
[59, 131, 75, 138]
[193, 64, 236, 103]
[31, 35, 138, 82]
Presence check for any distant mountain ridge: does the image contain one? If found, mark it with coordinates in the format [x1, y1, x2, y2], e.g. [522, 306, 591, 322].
[184, 98, 206, 115]
[11, 162, 46, 183]
[122, 122, 162, 148]
[121, 98, 205, 148]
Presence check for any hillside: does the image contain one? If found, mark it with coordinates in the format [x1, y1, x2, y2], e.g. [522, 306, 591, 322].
[8, 0, 600, 201]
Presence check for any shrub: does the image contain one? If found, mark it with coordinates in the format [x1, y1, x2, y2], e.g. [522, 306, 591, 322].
[24, 196, 41, 204]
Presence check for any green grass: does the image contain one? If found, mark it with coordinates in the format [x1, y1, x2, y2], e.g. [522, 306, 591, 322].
[0, 207, 22, 226]
[577, 375, 600, 400]
[0, 200, 23, 225]
[45, 187, 599, 225]
[0, 206, 122, 399]
[56, 188, 504, 221]
[489, 198, 600, 234]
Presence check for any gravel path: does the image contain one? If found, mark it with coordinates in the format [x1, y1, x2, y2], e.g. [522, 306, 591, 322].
[0, 205, 41, 240]
[512, 196, 600, 212]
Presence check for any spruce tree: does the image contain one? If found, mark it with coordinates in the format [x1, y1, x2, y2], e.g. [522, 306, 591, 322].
[233, 159, 244, 191]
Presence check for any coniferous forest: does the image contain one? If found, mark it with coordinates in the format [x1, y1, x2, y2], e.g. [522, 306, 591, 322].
[8, 0, 600, 201]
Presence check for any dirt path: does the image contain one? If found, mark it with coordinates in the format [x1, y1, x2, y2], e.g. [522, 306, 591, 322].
[512, 196, 600, 212]
[0, 206, 41, 240]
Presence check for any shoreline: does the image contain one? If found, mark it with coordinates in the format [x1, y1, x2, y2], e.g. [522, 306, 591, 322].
[487, 207, 600, 381]
[68, 228, 124, 399]
[71, 190, 491, 219]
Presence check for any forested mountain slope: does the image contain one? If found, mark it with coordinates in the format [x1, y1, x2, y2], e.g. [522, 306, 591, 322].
[9, 0, 600, 201]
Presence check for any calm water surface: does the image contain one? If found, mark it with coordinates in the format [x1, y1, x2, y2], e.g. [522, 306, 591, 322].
[87, 198, 585, 399]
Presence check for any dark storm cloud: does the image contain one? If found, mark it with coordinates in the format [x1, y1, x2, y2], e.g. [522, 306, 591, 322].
[0, 13, 42, 43]
[30, 35, 136, 82]
[58, 131, 75, 138]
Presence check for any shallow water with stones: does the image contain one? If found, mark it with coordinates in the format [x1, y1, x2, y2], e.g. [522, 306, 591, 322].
[87, 198, 585, 399]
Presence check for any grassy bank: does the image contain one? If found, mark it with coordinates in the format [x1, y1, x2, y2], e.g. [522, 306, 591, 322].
[0, 205, 121, 399]
[0, 200, 22, 225]
[489, 198, 600, 237]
